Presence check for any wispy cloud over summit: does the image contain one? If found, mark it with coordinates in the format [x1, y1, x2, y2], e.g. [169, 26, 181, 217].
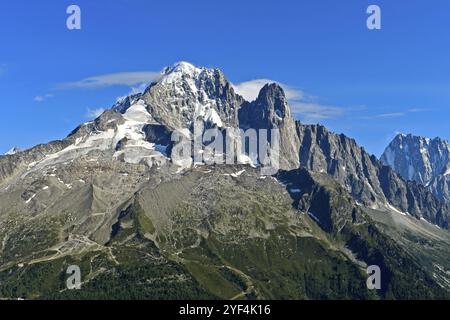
[233, 79, 346, 122]
[290, 102, 345, 121]
[232, 79, 304, 101]
[34, 94, 54, 102]
[56, 71, 161, 90]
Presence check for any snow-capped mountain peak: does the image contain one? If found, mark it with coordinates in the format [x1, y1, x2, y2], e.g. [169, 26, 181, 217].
[381, 133, 450, 184]
[110, 62, 242, 130]
[159, 61, 220, 88]
[162, 61, 202, 79]
[137, 62, 242, 130]
[4, 146, 22, 155]
[381, 133, 450, 203]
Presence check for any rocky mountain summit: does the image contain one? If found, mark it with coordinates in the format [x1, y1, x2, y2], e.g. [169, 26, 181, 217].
[381, 134, 450, 204]
[0, 62, 449, 299]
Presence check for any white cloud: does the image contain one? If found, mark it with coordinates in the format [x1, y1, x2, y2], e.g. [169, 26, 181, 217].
[34, 94, 54, 102]
[290, 102, 345, 121]
[56, 71, 161, 90]
[375, 112, 406, 118]
[232, 79, 432, 123]
[359, 112, 406, 120]
[408, 107, 429, 113]
[232, 79, 304, 101]
[357, 107, 431, 120]
[233, 79, 345, 121]
[86, 108, 106, 118]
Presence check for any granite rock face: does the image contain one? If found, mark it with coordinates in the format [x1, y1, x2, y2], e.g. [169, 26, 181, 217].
[290, 124, 449, 228]
[381, 134, 450, 204]
[381, 134, 450, 184]
[239, 83, 300, 170]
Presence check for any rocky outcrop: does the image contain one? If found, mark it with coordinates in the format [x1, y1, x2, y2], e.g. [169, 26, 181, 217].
[238, 83, 300, 170]
[277, 168, 366, 233]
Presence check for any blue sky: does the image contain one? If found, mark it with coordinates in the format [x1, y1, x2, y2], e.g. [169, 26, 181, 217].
[0, 0, 449, 157]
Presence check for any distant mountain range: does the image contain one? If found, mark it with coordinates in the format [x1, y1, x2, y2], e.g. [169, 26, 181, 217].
[0, 62, 449, 300]
[381, 134, 450, 204]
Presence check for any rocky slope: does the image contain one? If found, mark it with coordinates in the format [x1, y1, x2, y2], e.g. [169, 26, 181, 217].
[1, 165, 448, 299]
[294, 125, 449, 228]
[241, 96, 450, 228]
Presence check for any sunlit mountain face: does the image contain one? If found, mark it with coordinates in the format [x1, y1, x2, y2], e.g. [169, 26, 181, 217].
[0, 1, 449, 302]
